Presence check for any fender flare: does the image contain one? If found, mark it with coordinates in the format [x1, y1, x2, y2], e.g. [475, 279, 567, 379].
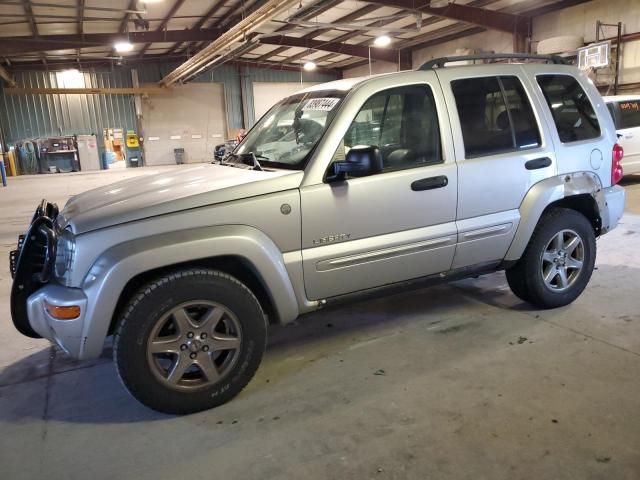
[78, 225, 299, 359]
[505, 172, 604, 262]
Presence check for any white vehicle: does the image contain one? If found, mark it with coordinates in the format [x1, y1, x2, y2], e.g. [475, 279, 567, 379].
[604, 95, 640, 174]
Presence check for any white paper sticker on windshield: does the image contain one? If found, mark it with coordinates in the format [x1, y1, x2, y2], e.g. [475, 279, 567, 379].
[303, 98, 340, 111]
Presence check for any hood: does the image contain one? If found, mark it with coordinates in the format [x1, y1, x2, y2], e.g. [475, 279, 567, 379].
[58, 163, 303, 234]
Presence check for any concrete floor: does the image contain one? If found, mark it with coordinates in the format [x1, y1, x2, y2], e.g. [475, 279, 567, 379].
[1, 168, 640, 480]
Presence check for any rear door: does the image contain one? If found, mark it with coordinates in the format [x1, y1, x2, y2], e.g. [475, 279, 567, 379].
[436, 67, 555, 269]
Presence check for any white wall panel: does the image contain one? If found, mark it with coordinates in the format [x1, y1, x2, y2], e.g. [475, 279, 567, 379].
[141, 83, 227, 165]
[252, 82, 318, 120]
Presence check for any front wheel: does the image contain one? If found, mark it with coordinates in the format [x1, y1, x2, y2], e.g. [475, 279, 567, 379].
[506, 208, 596, 308]
[114, 269, 267, 414]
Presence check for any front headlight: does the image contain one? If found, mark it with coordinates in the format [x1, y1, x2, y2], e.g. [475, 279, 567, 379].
[55, 227, 75, 285]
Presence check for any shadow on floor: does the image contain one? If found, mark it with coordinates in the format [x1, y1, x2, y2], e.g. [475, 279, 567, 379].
[0, 276, 533, 424]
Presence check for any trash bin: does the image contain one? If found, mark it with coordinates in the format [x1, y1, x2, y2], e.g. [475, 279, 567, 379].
[174, 148, 185, 165]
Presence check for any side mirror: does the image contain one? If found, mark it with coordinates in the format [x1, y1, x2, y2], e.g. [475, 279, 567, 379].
[328, 145, 383, 182]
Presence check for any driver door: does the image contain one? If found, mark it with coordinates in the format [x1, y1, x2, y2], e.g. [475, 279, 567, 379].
[300, 81, 458, 300]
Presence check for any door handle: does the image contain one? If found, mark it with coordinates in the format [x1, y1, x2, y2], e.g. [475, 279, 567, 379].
[625, 134, 633, 139]
[525, 157, 552, 170]
[411, 175, 448, 191]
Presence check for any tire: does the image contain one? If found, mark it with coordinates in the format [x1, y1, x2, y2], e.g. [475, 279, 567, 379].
[114, 269, 267, 414]
[505, 208, 596, 308]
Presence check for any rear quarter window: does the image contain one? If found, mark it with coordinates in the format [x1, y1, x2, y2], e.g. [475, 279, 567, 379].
[537, 75, 600, 143]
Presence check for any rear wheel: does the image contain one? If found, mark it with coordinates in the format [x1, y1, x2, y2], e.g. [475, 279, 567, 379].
[506, 208, 596, 308]
[114, 269, 266, 414]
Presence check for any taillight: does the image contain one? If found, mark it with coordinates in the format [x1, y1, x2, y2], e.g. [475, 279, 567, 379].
[612, 143, 624, 185]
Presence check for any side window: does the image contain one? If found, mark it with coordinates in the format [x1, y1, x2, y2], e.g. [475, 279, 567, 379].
[500, 77, 543, 149]
[606, 102, 619, 128]
[451, 76, 541, 158]
[335, 85, 442, 173]
[537, 74, 600, 143]
[618, 100, 640, 129]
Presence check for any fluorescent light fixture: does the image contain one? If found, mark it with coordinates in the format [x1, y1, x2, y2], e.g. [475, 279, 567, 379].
[114, 41, 134, 53]
[303, 61, 316, 71]
[373, 35, 392, 47]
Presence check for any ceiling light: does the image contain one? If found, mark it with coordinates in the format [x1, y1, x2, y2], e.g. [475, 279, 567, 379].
[114, 42, 134, 53]
[140, 0, 164, 3]
[374, 35, 392, 47]
[303, 61, 316, 71]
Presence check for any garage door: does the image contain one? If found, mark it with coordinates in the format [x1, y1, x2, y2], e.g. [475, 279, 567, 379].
[253, 82, 318, 121]
[142, 83, 227, 165]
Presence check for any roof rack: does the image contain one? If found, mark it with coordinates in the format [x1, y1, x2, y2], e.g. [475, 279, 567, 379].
[418, 53, 568, 70]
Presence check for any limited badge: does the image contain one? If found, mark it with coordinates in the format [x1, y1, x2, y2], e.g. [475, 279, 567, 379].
[280, 204, 292, 215]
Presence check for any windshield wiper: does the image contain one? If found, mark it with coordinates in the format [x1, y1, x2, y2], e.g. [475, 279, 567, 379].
[249, 152, 264, 171]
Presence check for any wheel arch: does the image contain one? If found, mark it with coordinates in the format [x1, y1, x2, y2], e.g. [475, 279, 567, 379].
[77, 225, 300, 360]
[108, 255, 279, 337]
[505, 172, 604, 262]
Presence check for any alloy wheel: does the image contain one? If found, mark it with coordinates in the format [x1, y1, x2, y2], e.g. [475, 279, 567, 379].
[540, 229, 585, 292]
[146, 301, 242, 391]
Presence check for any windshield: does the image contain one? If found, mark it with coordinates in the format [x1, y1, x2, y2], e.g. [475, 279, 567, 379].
[232, 90, 345, 170]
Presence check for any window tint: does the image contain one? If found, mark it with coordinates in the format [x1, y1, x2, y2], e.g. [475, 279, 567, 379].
[606, 102, 618, 127]
[451, 76, 541, 158]
[500, 77, 543, 149]
[617, 100, 640, 129]
[537, 75, 600, 142]
[336, 85, 442, 172]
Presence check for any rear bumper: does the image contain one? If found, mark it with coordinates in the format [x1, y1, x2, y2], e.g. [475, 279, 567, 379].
[26, 284, 88, 358]
[601, 185, 625, 233]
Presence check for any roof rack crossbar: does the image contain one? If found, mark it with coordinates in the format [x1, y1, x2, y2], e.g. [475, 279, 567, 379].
[418, 53, 567, 70]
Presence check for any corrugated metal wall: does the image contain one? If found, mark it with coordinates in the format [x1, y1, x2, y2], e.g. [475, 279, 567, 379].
[0, 64, 339, 147]
[0, 69, 136, 146]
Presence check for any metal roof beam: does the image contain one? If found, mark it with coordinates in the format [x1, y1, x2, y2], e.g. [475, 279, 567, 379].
[0, 64, 17, 87]
[138, 0, 187, 57]
[166, 0, 228, 55]
[0, 29, 224, 56]
[364, 0, 530, 34]
[258, 35, 402, 63]
[254, 4, 381, 62]
[160, 0, 300, 86]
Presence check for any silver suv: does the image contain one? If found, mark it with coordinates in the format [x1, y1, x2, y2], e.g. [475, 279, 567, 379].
[10, 54, 626, 414]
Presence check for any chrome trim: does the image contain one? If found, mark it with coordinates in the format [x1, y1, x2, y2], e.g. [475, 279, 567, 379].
[316, 236, 454, 272]
[459, 223, 513, 242]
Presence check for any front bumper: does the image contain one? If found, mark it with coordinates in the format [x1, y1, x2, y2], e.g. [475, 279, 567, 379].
[26, 284, 88, 358]
[602, 185, 625, 233]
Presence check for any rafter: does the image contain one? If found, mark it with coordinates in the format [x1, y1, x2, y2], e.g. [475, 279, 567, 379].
[178, 0, 266, 55]
[4, 55, 338, 75]
[0, 64, 16, 87]
[255, 3, 382, 63]
[77, 0, 85, 35]
[165, 0, 228, 56]
[138, 0, 187, 57]
[307, 0, 492, 67]
[0, 29, 224, 56]
[364, 0, 531, 34]
[258, 35, 402, 63]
